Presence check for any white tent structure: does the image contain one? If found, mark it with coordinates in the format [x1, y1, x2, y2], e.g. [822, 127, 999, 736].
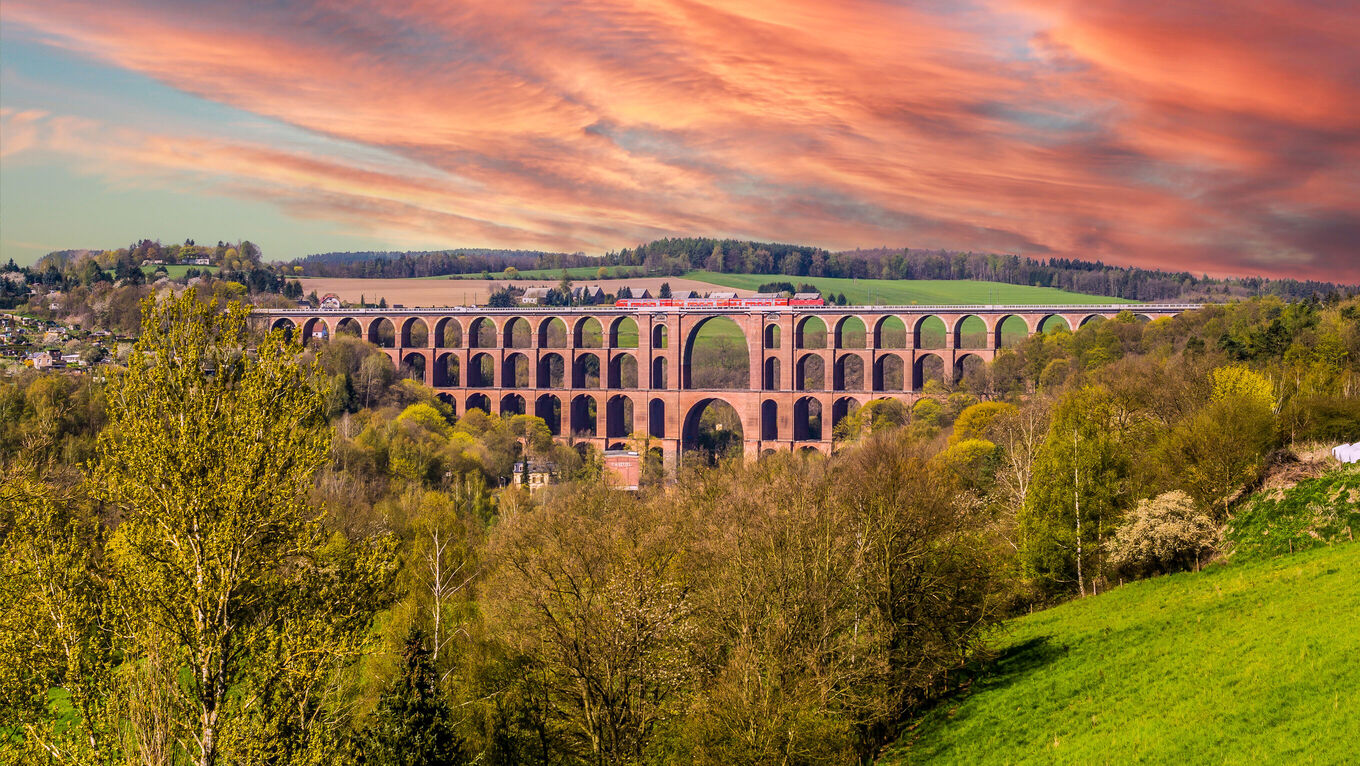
[1332, 443, 1360, 464]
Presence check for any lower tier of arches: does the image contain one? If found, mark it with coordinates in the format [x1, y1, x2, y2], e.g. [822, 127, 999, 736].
[430, 386, 926, 466]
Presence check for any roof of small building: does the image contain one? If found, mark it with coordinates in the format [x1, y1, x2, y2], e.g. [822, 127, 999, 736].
[708, 292, 738, 299]
[793, 292, 822, 300]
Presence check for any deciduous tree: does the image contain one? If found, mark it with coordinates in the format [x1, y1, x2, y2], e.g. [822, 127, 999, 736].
[0, 471, 113, 765]
[483, 483, 697, 764]
[93, 290, 394, 766]
[1020, 386, 1132, 597]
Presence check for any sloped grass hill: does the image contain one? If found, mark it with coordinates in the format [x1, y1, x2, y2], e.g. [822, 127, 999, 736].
[881, 530, 1360, 763]
[1226, 466, 1360, 563]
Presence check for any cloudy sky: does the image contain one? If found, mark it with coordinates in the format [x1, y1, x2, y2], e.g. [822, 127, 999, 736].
[1, 0, 1356, 280]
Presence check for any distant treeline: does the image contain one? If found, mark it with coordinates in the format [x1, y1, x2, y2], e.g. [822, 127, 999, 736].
[291, 237, 1356, 302]
[598, 238, 1353, 302]
[290, 248, 594, 278]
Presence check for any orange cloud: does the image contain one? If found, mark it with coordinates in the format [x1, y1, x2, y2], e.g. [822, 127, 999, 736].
[0, 108, 51, 157]
[3, 0, 1357, 280]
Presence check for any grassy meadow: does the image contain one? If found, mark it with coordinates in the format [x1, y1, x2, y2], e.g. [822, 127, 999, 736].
[442, 268, 1136, 306]
[882, 524, 1360, 764]
[684, 272, 1139, 306]
[117, 264, 220, 278]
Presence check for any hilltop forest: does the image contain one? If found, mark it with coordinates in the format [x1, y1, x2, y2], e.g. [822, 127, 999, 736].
[12, 236, 1356, 315]
[2, 287, 1359, 765]
[2, 241, 307, 329]
[287, 237, 1355, 302]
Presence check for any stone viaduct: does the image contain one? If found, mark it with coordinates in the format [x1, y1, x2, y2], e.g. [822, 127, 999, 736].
[257, 304, 1195, 464]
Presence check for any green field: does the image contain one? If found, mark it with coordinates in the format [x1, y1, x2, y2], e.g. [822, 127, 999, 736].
[149, 264, 218, 278]
[104, 264, 220, 279]
[684, 272, 1137, 306]
[882, 535, 1360, 763]
[445, 269, 1135, 305]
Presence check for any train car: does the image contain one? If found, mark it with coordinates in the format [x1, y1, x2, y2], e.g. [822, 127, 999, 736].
[614, 296, 824, 309]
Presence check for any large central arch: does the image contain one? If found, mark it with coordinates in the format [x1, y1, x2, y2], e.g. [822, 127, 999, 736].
[682, 316, 750, 390]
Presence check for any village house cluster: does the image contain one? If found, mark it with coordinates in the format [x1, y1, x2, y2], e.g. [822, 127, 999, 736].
[142, 257, 212, 266]
[1, 313, 118, 373]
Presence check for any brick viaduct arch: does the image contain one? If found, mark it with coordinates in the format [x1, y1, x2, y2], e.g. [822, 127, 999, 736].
[260, 304, 1193, 467]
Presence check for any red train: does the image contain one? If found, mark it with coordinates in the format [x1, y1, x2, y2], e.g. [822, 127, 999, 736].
[614, 295, 824, 309]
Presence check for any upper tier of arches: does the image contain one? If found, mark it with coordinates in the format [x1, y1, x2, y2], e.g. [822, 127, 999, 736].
[279, 307, 1157, 352]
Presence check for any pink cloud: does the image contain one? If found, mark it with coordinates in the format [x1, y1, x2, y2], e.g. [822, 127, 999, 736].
[3, 0, 1357, 280]
[0, 108, 51, 157]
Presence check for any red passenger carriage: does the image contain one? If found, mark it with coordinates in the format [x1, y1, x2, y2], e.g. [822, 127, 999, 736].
[614, 296, 823, 309]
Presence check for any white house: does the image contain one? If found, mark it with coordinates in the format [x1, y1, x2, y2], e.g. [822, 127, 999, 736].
[520, 287, 552, 305]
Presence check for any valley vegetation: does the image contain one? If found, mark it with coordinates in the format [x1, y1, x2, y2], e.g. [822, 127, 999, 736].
[2, 288, 1359, 765]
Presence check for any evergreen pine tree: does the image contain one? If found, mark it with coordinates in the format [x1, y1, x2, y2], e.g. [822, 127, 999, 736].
[362, 627, 465, 765]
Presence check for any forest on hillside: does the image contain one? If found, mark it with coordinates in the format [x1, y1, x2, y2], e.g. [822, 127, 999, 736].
[2, 289, 1359, 765]
[292, 248, 591, 278]
[602, 239, 1356, 302]
[20, 236, 1357, 307]
[2, 244, 306, 325]
[286, 237, 1355, 302]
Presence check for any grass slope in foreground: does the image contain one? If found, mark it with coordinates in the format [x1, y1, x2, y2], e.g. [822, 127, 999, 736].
[682, 272, 1139, 305]
[883, 540, 1360, 764]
